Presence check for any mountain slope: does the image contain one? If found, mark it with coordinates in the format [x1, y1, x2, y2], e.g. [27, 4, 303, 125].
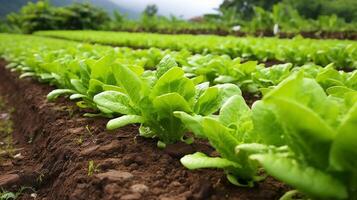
[0, 0, 139, 18]
[0, 0, 36, 17]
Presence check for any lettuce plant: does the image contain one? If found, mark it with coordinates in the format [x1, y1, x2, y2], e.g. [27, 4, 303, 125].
[46, 50, 148, 112]
[174, 94, 262, 186]
[94, 56, 241, 145]
[46, 54, 117, 109]
[251, 63, 292, 89]
[241, 72, 357, 199]
[34, 30, 357, 69]
[184, 54, 263, 93]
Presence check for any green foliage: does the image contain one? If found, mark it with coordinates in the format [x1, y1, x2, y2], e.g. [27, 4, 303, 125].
[3, 0, 357, 35]
[251, 154, 348, 199]
[220, 0, 282, 20]
[175, 95, 261, 186]
[0, 19, 12, 33]
[87, 160, 99, 176]
[111, 10, 126, 29]
[55, 3, 110, 30]
[240, 2, 357, 34]
[6, 1, 110, 33]
[0, 33, 356, 199]
[143, 4, 158, 17]
[220, 0, 357, 23]
[284, 0, 357, 22]
[35, 30, 357, 69]
[0, 187, 34, 200]
[271, 3, 313, 33]
[95, 56, 240, 145]
[245, 72, 357, 199]
[6, 0, 57, 33]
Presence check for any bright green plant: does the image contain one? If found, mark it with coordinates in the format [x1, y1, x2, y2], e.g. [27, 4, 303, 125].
[174, 94, 262, 186]
[239, 72, 357, 199]
[94, 55, 241, 146]
[251, 63, 293, 90]
[35, 30, 357, 69]
[46, 53, 123, 110]
[184, 55, 261, 91]
[6, 1, 110, 33]
[0, 187, 34, 200]
[88, 160, 99, 176]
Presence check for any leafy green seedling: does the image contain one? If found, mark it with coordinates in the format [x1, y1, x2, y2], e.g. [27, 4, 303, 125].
[94, 55, 241, 146]
[246, 72, 355, 199]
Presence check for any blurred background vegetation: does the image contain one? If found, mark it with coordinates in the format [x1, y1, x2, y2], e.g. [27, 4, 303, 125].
[0, 0, 356, 38]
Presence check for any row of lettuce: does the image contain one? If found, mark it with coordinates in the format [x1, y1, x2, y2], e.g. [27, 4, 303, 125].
[0, 34, 356, 200]
[35, 30, 357, 70]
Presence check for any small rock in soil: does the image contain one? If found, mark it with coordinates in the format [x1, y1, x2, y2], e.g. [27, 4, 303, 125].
[99, 158, 121, 170]
[0, 174, 20, 188]
[95, 170, 133, 182]
[181, 191, 193, 199]
[164, 142, 195, 158]
[0, 160, 13, 167]
[130, 184, 149, 194]
[67, 127, 85, 135]
[120, 193, 142, 200]
[151, 188, 162, 195]
[104, 183, 120, 195]
[133, 156, 145, 165]
[123, 155, 135, 166]
[193, 180, 213, 200]
[76, 183, 87, 189]
[98, 140, 122, 154]
[80, 145, 100, 156]
[129, 163, 139, 170]
[0, 113, 10, 120]
[169, 181, 181, 187]
[13, 153, 24, 160]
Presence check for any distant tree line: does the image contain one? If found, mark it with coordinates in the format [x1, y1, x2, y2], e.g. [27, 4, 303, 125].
[2, 0, 109, 33]
[219, 0, 357, 22]
[0, 0, 356, 37]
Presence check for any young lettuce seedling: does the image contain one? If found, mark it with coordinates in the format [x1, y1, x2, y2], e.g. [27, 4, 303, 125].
[184, 55, 263, 93]
[175, 94, 262, 186]
[94, 55, 241, 146]
[47, 54, 120, 110]
[243, 72, 357, 199]
[44, 50, 146, 116]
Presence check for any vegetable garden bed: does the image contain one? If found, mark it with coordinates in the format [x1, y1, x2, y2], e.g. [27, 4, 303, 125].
[1, 28, 356, 199]
[0, 61, 288, 199]
[35, 30, 357, 69]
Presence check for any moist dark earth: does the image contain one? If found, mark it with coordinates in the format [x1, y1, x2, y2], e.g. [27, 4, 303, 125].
[0, 60, 288, 200]
[114, 28, 357, 40]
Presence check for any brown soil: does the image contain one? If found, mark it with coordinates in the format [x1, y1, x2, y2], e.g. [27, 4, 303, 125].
[242, 92, 262, 108]
[262, 60, 286, 68]
[115, 28, 357, 40]
[278, 31, 357, 40]
[0, 60, 288, 200]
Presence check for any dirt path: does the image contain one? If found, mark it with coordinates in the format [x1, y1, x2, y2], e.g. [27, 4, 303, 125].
[0, 60, 287, 200]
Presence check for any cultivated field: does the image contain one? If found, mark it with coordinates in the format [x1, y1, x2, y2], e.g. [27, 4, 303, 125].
[0, 31, 356, 200]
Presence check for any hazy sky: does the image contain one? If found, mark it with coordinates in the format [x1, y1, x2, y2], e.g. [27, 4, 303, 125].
[109, 0, 224, 18]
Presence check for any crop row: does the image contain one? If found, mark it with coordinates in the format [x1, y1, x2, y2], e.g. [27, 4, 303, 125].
[2, 34, 356, 96]
[35, 30, 357, 69]
[0, 34, 356, 199]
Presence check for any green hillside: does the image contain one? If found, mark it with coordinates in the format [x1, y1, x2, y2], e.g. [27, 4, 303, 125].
[0, 0, 139, 18]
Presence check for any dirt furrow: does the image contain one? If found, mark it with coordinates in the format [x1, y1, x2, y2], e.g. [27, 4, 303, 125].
[0, 60, 287, 200]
